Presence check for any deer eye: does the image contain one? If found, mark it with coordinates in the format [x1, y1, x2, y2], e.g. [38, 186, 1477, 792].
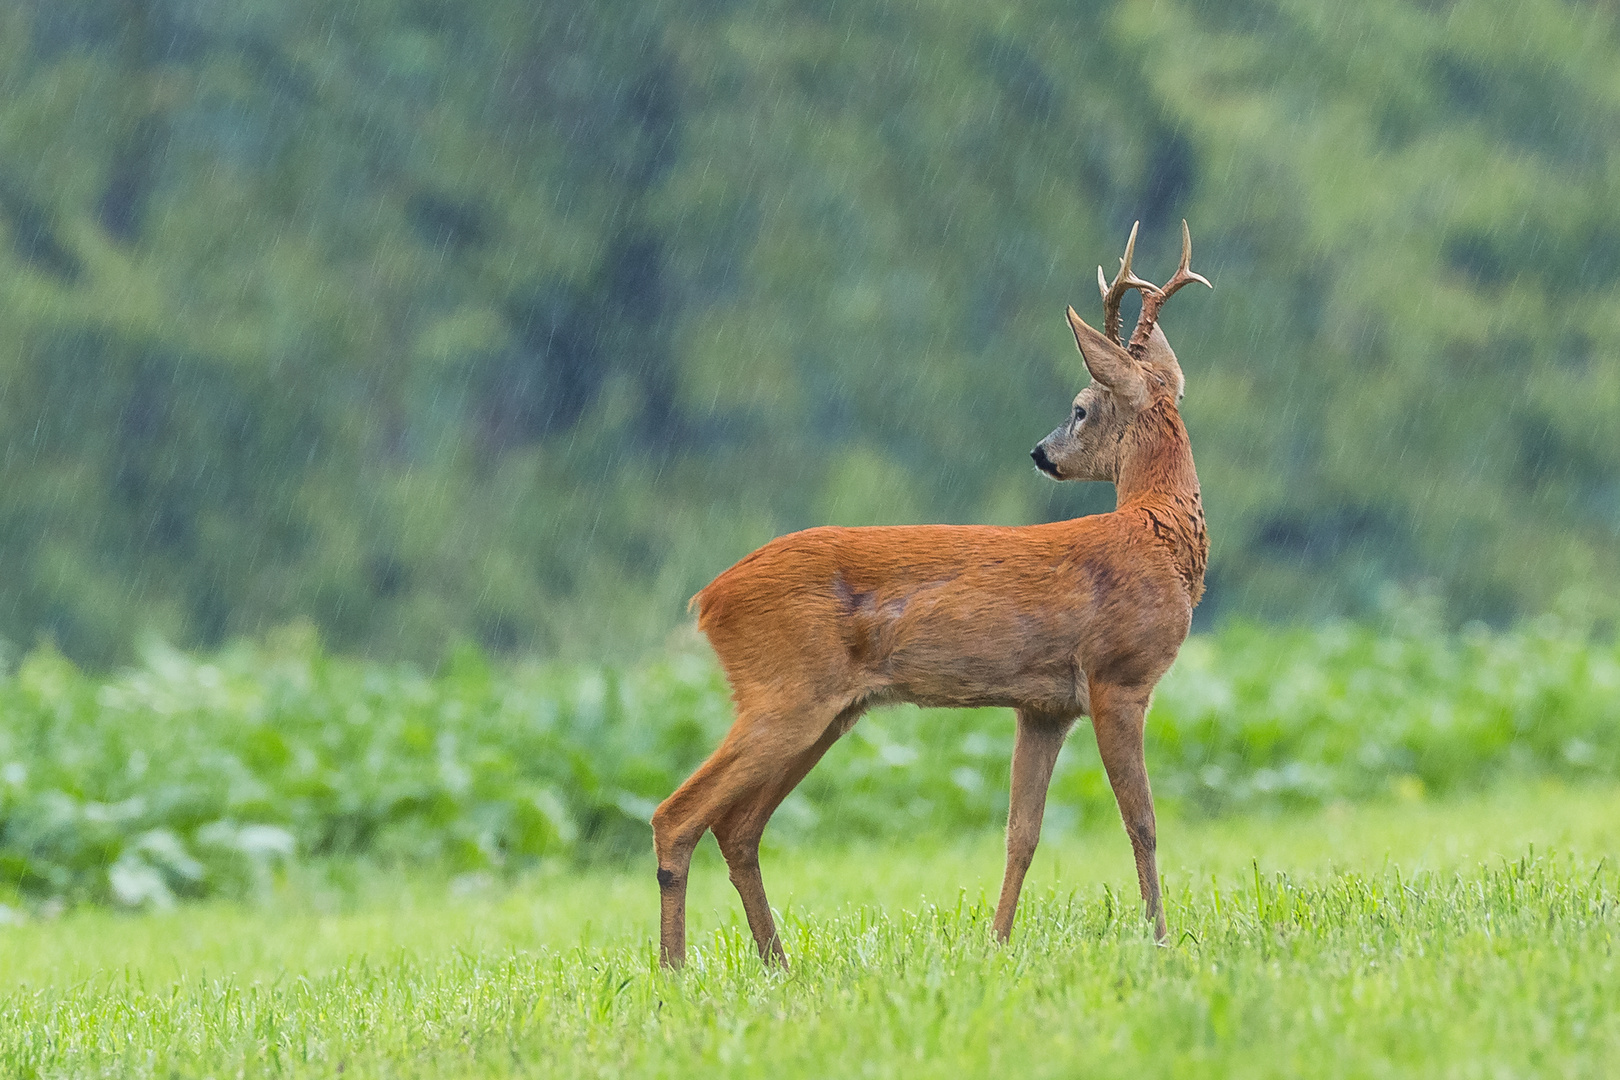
[1073, 406, 1087, 422]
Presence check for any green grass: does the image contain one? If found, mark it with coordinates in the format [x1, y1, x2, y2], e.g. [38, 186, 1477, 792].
[5, 782, 1620, 1078]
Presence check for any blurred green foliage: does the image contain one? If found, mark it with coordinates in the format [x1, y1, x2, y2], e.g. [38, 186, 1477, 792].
[1, 614, 1616, 909]
[0, 0, 1617, 662]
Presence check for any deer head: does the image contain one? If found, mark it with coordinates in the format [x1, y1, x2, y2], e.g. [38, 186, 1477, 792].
[1030, 220, 1210, 482]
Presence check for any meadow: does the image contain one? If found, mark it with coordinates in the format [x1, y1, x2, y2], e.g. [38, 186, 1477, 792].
[3, 785, 1619, 1077]
[2, 613, 1619, 1075]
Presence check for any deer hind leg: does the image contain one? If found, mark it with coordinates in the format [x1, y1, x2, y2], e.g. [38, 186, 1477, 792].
[652, 699, 856, 968]
[711, 702, 860, 965]
[993, 709, 1075, 944]
[1089, 681, 1166, 942]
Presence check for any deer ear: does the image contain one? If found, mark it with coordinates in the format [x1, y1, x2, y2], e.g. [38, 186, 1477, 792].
[1140, 323, 1186, 401]
[1066, 306, 1148, 411]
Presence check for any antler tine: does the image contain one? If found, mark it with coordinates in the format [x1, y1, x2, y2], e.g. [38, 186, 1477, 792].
[1127, 219, 1213, 356]
[1098, 221, 1157, 345]
[1159, 218, 1212, 299]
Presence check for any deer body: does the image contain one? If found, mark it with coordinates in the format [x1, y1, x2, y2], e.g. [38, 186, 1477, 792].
[655, 223, 1211, 967]
[697, 433, 1204, 716]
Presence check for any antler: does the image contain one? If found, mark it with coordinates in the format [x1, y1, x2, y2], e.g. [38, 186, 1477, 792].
[1096, 220, 1157, 345]
[1125, 219, 1212, 357]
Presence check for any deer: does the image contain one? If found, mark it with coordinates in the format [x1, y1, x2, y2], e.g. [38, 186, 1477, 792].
[653, 221, 1211, 968]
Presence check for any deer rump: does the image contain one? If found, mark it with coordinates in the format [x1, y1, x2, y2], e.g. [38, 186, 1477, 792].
[692, 519, 1192, 720]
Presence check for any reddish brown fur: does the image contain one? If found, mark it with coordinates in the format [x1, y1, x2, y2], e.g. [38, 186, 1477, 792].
[653, 226, 1211, 968]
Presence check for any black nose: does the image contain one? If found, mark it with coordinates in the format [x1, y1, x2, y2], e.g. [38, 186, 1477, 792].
[1031, 444, 1057, 477]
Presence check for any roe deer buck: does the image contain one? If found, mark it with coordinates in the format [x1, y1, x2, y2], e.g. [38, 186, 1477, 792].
[654, 221, 1211, 967]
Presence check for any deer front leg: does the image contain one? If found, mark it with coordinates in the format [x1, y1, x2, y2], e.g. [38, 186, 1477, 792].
[993, 710, 1074, 943]
[1090, 682, 1166, 942]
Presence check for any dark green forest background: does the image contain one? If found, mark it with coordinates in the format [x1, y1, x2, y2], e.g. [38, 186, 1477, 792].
[0, 0, 1616, 666]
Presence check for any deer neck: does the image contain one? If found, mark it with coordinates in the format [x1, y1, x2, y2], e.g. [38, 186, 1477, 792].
[1113, 398, 1208, 605]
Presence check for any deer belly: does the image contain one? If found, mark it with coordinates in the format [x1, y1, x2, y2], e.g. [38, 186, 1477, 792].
[875, 606, 1088, 714]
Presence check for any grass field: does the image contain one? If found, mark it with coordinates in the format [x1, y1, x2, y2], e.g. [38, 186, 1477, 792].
[4, 782, 1619, 1078]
